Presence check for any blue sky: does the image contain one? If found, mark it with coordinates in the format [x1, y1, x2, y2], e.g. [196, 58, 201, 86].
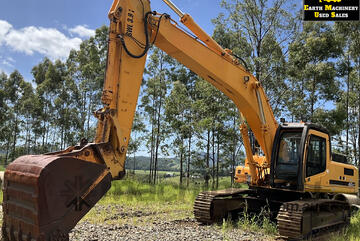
[0, 0, 222, 82]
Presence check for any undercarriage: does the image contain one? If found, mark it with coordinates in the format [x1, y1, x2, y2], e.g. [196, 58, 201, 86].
[194, 187, 352, 240]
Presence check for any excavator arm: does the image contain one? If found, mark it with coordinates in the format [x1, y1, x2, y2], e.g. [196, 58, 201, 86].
[1, 0, 278, 240]
[99, 0, 278, 180]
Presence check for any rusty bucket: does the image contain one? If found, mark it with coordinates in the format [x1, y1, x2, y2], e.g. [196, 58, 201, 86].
[2, 155, 111, 241]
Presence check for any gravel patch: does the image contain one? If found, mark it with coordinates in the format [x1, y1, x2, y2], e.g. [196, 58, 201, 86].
[0, 204, 275, 241]
[70, 218, 273, 241]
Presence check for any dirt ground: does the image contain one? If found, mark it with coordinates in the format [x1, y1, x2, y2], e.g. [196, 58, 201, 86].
[69, 204, 277, 241]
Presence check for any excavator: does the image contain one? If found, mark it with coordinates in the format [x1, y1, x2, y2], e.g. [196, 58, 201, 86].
[2, 0, 359, 240]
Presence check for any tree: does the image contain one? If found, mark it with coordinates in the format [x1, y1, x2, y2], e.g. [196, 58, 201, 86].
[141, 47, 174, 183]
[334, 22, 360, 164]
[67, 26, 108, 140]
[215, 0, 299, 116]
[287, 22, 342, 122]
[3, 71, 31, 162]
[192, 77, 236, 188]
[127, 110, 147, 173]
[165, 79, 191, 184]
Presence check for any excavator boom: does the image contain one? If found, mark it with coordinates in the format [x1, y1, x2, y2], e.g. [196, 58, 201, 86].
[2, 0, 358, 240]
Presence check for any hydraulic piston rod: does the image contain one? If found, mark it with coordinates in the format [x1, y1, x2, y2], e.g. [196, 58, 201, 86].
[162, 0, 184, 18]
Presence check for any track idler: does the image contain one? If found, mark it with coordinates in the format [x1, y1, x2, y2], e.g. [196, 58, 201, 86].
[2, 155, 112, 241]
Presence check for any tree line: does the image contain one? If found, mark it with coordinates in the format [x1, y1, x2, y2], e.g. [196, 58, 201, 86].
[0, 0, 359, 187]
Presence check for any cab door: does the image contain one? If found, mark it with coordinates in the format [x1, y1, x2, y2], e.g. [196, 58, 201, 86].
[303, 129, 329, 192]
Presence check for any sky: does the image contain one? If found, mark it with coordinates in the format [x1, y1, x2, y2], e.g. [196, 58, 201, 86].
[0, 0, 222, 82]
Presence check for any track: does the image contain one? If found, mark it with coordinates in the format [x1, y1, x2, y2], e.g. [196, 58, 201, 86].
[193, 188, 251, 224]
[193, 192, 216, 224]
[277, 199, 350, 240]
[194, 189, 352, 240]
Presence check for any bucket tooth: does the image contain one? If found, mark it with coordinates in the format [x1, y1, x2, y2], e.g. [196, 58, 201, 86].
[2, 155, 112, 241]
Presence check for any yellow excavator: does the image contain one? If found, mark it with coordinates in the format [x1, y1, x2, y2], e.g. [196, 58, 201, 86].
[2, 0, 359, 240]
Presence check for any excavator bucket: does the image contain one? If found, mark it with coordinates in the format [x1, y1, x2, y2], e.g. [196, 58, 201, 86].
[2, 155, 112, 241]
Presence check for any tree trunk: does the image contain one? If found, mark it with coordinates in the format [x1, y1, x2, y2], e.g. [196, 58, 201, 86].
[358, 58, 360, 165]
[133, 152, 136, 174]
[231, 114, 236, 187]
[346, 54, 350, 156]
[87, 94, 92, 137]
[11, 116, 18, 161]
[310, 76, 316, 121]
[358, 103, 360, 167]
[149, 125, 154, 183]
[42, 103, 48, 148]
[45, 121, 49, 149]
[180, 144, 183, 185]
[186, 134, 191, 187]
[212, 128, 215, 189]
[205, 130, 210, 187]
[4, 136, 10, 165]
[153, 87, 163, 185]
[216, 132, 220, 189]
[149, 95, 156, 183]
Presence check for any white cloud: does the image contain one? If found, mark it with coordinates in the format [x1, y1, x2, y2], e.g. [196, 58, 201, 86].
[1, 59, 14, 68]
[0, 20, 12, 44]
[0, 56, 15, 74]
[69, 25, 95, 38]
[0, 19, 83, 60]
[6, 57, 15, 63]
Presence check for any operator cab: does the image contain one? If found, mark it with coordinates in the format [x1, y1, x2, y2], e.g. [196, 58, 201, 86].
[270, 123, 330, 191]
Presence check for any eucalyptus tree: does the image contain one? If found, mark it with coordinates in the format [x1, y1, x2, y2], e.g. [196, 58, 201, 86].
[0, 72, 11, 164]
[0, 73, 8, 142]
[165, 79, 191, 184]
[3, 71, 30, 161]
[215, 0, 299, 116]
[128, 110, 147, 173]
[287, 22, 342, 122]
[334, 22, 360, 163]
[192, 77, 235, 187]
[141, 47, 174, 183]
[18, 80, 36, 154]
[67, 26, 109, 140]
[51, 60, 81, 149]
[32, 58, 56, 150]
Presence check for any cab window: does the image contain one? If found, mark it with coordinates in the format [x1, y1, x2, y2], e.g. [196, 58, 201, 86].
[306, 135, 326, 177]
[274, 131, 302, 181]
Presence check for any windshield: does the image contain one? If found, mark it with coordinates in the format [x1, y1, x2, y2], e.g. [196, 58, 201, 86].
[277, 132, 302, 165]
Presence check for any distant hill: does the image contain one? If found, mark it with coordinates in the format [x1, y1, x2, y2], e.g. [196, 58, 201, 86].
[125, 156, 180, 172]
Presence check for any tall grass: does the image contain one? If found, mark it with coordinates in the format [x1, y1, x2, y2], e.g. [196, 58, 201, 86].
[219, 206, 277, 240]
[101, 175, 245, 205]
[101, 178, 200, 205]
[237, 204, 277, 235]
[331, 211, 360, 241]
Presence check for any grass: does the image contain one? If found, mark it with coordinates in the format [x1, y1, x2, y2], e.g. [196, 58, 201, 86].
[82, 175, 247, 229]
[331, 211, 360, 241]
[103, 179, 198, 203]
[80, 176, 360, 241]
[83, 177, 204, 225]
[222, 205, 277, 236]
[219, 206, 277, 241]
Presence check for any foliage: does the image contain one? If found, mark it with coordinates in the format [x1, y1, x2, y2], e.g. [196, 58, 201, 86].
[331, 211, 360, 241]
